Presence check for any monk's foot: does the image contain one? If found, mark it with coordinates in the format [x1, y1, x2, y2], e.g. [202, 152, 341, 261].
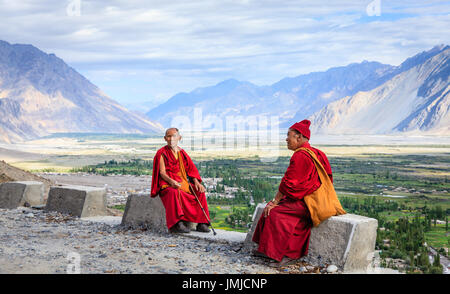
[196, 223, 210, 233]
[170, 221, 190, 233]
[252, 249, 268, 258]
[269, 257, 299, 268]
[182, 221, 192, 230]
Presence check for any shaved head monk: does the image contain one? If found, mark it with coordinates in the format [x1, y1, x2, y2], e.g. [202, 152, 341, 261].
[151, 128, 211, 233]
[252, 119, 345, 267]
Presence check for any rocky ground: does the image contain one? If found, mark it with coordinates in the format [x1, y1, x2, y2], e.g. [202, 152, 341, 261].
[0, 206, 343, 274]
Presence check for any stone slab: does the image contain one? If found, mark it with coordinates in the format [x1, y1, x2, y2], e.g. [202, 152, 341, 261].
[0, 181, 45, 209]
[121, 193, 168, 233]
[187, 229, 246, 244]
[15, 181, 45, 207]
[243, 202, 266, 250]
[80, 216, 122, 226]
[308, 213, 378, 272]
[44, 185, 107, 218]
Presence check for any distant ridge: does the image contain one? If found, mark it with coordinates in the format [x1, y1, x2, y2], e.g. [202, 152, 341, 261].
[146, 45, 449, 135]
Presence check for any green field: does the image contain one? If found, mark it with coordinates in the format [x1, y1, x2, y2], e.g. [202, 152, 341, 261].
[425, 225, 449, 248]
[208, 205, 250, 233]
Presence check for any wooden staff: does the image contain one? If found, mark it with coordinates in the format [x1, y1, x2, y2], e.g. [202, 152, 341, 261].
[187, 179, 217, 236]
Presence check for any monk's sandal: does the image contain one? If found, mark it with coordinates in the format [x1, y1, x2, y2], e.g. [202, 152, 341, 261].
[196, 223, 210, 233]
[269, 257, 299, 268]
[171, 221, 190, 233]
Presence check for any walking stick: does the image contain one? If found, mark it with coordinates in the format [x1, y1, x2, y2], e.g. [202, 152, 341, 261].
[187, 179, 217, 236]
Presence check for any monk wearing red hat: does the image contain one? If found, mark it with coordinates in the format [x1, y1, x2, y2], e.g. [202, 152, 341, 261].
[151, 128, 211, 233]
[252, 119, 345, 267]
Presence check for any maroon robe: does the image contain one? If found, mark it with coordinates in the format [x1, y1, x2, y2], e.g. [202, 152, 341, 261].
[151, 145, 210, 229]
[252, 142, 333, 261]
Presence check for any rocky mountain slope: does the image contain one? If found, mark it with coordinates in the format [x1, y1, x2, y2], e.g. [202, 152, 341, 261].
[310, 45, 449, 135]
[0, 40, 164, 144]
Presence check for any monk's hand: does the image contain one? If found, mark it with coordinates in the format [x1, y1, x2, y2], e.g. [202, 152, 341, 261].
[264, 201, 278, 218]
[170, 180, 182, 189]
[195, 181, 206, 193]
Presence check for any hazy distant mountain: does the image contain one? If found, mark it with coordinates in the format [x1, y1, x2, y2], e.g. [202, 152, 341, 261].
[147, 61, 395, 129]
[0, 40, 163, 144]
[147, 45, 449, 136]
[310, 45, 449, 135]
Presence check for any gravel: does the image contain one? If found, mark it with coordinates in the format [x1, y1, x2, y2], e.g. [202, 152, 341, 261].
[0, 207, 344, 274]
[0, 207, 277, 274]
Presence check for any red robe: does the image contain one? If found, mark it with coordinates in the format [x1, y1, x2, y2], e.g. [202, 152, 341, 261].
[151, 145, 210, 229]
[252, 142, 333, 261]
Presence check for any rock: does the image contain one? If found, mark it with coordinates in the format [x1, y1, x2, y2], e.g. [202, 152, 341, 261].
[120, 193, 168, 233]
[25, 213, 34, 218]
[45, 185, 108, 218]
[327, 264, 338, 273]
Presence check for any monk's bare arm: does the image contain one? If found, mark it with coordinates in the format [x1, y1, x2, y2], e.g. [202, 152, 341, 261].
[159, 155, 181, 189]
[272, 191, 284, 205]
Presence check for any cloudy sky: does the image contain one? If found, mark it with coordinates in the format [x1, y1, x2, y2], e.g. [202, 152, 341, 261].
[0, 0, 449, 110]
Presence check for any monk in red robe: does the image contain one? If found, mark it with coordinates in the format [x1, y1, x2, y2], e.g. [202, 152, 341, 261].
[252, 119, 334, 266]
[151, 128, 211, 233]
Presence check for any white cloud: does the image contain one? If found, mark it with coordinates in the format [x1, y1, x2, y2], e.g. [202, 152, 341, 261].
[0, 0, 448, 106]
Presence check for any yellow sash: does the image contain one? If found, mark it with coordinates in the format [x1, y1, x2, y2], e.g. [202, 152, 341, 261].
[161, 151, 192, 194]
[295, 147, 346, 227]
[177, 151, 192, 194]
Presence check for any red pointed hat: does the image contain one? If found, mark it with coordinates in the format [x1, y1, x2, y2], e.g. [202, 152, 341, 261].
[289, 119, 311, 140]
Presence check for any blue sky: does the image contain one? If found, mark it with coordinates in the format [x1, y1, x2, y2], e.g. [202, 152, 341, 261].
[0, 0, 449, 110]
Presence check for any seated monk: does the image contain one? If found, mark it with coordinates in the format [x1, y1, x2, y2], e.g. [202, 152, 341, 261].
[252, 119, 345, 267]
[151, 128, 211, 233]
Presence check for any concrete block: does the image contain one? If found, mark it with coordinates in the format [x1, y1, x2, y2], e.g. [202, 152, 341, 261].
[121, 194, 168, 233]
[18, 181, 46, 207]
[243, 202, 266, 250]
[308, 214, 378, 272]
[245, 204, 378, 272]
[0, 181, 45, 209]
[45, 185, 107, 218]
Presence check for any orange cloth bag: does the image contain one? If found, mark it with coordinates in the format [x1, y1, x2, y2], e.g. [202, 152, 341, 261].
[296, 147, 346, 227]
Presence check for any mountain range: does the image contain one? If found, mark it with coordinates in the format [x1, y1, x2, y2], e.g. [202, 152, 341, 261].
[310, 45, 449, 135]
[0, 40, 448, 144]
[0, 40, 163, 144]
[147, 45, 449, 135]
